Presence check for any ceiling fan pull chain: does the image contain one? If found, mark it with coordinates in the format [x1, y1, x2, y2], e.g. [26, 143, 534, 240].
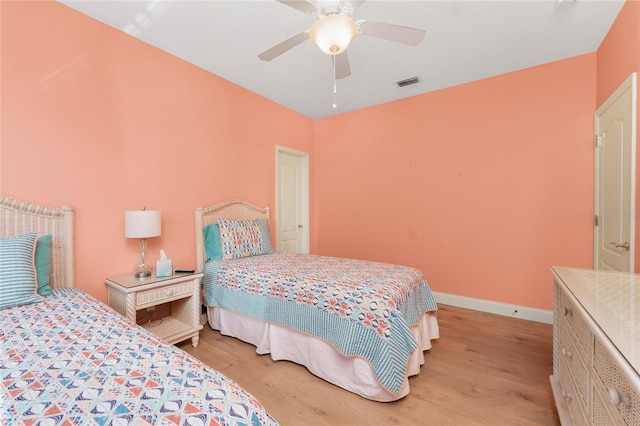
[332, 55, 337, 109]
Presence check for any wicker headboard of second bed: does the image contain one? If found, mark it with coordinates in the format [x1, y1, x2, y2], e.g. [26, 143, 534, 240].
[0, 195, 75, 289]
[194, 199, 269, 273]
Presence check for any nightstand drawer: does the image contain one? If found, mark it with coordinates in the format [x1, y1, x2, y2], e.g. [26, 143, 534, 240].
[136, 281, 194, 308]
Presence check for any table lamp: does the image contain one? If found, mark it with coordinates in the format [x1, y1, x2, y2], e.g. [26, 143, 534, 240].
[125, 208, 161, 279]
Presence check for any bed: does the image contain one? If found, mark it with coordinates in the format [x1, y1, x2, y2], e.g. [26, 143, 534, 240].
[194, 199, 439, 402]
[0, 195, 278, 425]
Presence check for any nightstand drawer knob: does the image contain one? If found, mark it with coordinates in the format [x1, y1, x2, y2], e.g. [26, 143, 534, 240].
[166, 289, 174, 296]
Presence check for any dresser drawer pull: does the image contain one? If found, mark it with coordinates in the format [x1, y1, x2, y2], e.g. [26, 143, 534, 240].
[608, 387, 632, 407]
[166, 289, 174, 296]
[562, 306, 572, 317]
[562, 389, 573, 403]
[561, 347, 573, 359]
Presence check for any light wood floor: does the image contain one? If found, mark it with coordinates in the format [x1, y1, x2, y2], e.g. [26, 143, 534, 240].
[177, 304, 561, 426]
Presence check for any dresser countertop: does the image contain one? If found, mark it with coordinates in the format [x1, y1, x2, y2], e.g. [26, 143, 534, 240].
[551, 266, 640, 376]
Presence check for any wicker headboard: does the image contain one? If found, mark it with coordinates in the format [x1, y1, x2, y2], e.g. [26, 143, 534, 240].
[0, 195, 75, 288]
[194, 199, 269, 273]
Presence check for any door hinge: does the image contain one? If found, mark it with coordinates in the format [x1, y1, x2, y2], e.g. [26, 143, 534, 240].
[595, 214, 599, 227]
[595, 134, 602, 147]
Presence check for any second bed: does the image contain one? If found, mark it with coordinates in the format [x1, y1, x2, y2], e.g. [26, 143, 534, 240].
[195, 199, 439, 402]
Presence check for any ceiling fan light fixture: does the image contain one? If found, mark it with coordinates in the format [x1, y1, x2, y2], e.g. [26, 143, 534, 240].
[310, 14, 357, 55]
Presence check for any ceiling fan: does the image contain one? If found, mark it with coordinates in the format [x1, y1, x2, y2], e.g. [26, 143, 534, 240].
[258, 0, 426, 79]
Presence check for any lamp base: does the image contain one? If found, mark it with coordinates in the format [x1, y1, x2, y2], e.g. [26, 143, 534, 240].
[134, 262, 152, 279]
[134, 270, 152, 279]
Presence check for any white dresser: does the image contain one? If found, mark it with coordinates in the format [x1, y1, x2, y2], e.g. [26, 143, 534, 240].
[550, 267, 640, 425]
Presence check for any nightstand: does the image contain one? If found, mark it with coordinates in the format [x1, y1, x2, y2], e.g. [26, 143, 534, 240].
[105, 272, 204, 347]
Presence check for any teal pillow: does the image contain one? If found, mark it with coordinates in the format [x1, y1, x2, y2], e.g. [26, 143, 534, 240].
[35, 234, 53, 296]
[0, 232, 42, 309]
[203, 224, 223, 261]
[256, 219, 273, 254]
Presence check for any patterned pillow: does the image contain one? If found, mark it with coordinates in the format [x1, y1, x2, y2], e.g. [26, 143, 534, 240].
[0, 232, 42, 309]
[218, 219, 264, 260]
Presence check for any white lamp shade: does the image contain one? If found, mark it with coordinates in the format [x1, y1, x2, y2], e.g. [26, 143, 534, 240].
[125, 210, 161, 238]
[310, 14, 357, 55]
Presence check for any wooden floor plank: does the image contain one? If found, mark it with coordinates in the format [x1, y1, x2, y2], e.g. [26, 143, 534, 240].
[178, 304, 560, 425]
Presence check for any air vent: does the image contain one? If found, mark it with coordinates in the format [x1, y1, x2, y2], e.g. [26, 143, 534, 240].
[396, 76, 421, 88]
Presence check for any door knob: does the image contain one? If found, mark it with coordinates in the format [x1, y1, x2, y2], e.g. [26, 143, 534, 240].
[610, 241, 630, 251]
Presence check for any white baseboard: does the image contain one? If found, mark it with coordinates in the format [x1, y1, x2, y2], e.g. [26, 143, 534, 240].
[432, 291, 553, 324]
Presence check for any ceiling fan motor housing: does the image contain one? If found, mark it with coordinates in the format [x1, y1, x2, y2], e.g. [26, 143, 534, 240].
[310, 13, 358, 55]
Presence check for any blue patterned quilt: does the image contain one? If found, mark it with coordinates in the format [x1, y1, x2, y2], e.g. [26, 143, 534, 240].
[0, 288, 278, 426]
[203, 252, 437, 395]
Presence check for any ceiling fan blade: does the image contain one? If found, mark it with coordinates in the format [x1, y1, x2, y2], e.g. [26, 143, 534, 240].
[258, 32, 309, 61]
[344, 0, 366, 12]
[334, 52, 351, 79]
[359, 20, 425, 46]
[276, 0, 317, 14]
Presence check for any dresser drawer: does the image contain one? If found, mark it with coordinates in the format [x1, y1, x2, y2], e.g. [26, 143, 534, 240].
[558, 289, 590, 359]
[559, 322, 589, 409]
[136, 281, 194, 308]
[593, 339, 639, 425]
[558, 353, 589, 426]
[592, 375, 628, 425]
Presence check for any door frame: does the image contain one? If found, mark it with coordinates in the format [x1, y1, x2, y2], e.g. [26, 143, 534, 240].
[275, 145, 310, 253]
[594, 72, 637, 271]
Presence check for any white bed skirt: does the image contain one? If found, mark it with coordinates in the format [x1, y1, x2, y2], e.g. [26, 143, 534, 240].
[206, 306, 439, 402]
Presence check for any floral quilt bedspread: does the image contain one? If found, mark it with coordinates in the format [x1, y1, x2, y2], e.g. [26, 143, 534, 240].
[203, 252, 437, 395]
[0, 288, 278, 426]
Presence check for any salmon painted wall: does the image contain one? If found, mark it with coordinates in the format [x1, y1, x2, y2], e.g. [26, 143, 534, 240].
[314, 54, 597, 311]
[595, 0, 640, 271]
[2, 1, 634, 312]
[0, 2, 314, 302]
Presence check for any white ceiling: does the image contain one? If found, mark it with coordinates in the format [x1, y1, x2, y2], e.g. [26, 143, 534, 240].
[59, 0, 625, 120]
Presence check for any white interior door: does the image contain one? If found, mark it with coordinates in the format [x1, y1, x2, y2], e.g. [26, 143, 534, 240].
[275, 146, 309, 253]
[595, 73, 637, 272]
